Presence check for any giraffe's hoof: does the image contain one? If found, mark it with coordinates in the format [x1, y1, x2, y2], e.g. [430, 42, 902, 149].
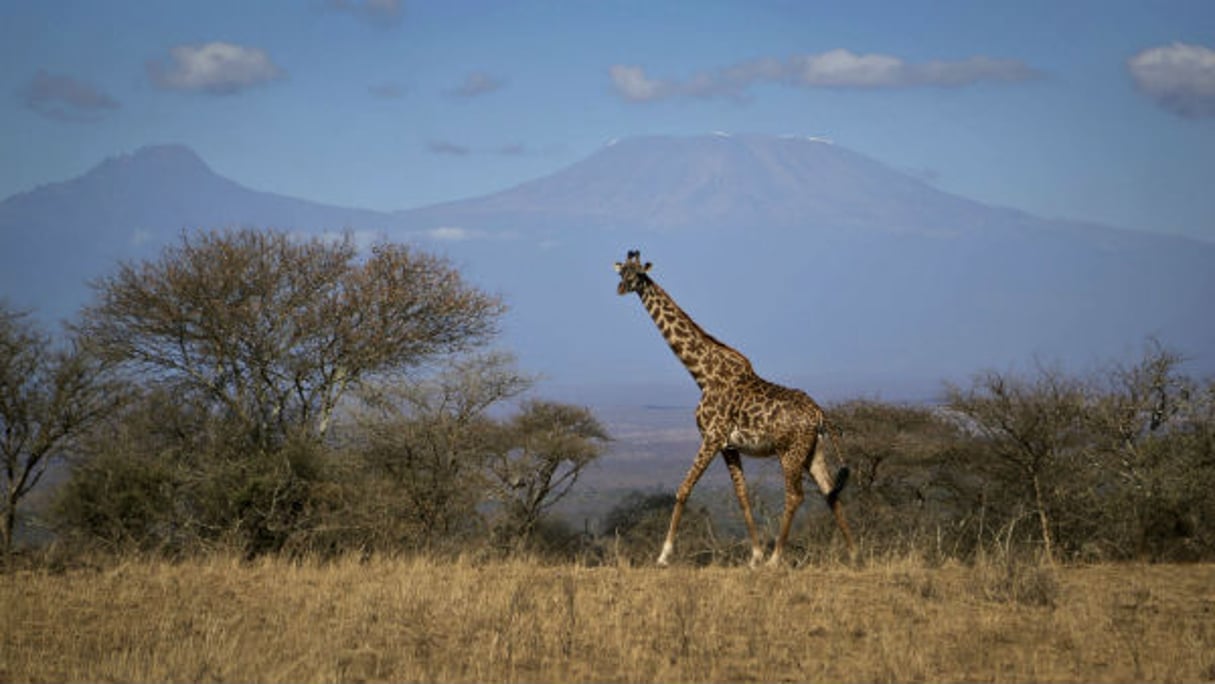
[657, 542, 674, 567]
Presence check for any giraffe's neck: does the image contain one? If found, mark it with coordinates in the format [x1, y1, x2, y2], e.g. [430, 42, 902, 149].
[637, 279, 752, 391]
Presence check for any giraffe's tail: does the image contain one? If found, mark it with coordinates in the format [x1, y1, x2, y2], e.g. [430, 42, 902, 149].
[827, 465, 850, 506]
[816, 420, 856, 553]
[817, 418, 850, 505]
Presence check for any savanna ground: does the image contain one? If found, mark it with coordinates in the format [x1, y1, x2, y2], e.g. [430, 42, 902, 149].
[4, 553, 1214, 683]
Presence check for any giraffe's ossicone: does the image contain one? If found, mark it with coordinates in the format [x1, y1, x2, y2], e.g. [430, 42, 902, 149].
[614, 249, 854, 567]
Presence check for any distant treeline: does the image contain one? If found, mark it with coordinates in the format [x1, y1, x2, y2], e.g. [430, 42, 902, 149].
[3, 228, 1212, 565]
[599, 341, 1214, 566]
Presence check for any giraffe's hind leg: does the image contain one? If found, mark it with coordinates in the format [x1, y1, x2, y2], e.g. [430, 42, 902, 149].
[767, 445, 808, 567]
[809, 437, 856, 555]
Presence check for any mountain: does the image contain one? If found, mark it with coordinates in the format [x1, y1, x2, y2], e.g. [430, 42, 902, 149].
[399, 134, 1004, 236]
[392, 134, 1215, 398]
[2, 135, 1213, 402]
[0, 145, 398, 323]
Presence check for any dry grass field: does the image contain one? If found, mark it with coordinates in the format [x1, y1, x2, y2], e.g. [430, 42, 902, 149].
[3, 554, 1214, 683]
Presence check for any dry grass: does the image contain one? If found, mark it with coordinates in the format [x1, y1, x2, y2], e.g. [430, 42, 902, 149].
[3, 554, 1214, 683]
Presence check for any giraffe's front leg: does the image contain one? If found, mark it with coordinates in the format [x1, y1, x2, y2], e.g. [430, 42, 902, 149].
[722, 449, 764, 568]
[658, 440, 718, 567]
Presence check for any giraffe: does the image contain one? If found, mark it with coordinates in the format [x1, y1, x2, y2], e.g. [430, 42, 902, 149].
[614, 250, 854, 567]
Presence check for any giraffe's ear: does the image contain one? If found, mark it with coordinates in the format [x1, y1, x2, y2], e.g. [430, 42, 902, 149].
[613, 262, 624, 273]
[644, 262, 652, 272]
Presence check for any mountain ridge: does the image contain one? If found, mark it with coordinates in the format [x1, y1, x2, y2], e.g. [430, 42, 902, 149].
[1, 143, 401, 324]
[2, 135, 1212, 397]
[386, 134, 1214, 391]
[395, 134, 1015, 237]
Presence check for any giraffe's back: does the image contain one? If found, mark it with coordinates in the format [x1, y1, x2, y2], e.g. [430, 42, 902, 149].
[700, 374, 824, 457]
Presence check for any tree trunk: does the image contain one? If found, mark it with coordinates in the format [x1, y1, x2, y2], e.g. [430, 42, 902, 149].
[2, 497, 15, 556]
[1030, 472, 1055, 563]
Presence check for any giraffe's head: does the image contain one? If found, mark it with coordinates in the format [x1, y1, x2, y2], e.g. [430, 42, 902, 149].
[614, 249, 652, 295]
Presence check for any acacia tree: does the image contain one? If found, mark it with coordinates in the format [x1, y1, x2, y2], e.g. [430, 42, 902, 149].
[1085, 342, 1215, 559]
[945, 364, 1088, 561]
[1, 304, 116, 554]
[829, 400, 960, 498]
[827, 400, 975, 556]
[77, 229, 504, 447]
[486, 400, 609, 547]
[356, 352, 534, 547]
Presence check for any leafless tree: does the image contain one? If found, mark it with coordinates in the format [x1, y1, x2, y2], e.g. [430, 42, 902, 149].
[1, 304, 117, 554]
[1088, 340, 1187, 478]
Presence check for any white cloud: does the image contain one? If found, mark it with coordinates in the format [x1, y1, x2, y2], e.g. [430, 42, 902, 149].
[313, 230, 386, 252]
[790, 51, 1035, 88]
[610, 60, 776, 102]
[1128, 42, 1215, 119]
[417, 226, 521, 242]
[148, 42, 284, 95]
[789, 49, 905, 87]
[609, 65, 668, 102]
[21, 70, 119, 122]
[611, 50, 1039, 102]
[427, 226, 482, 241]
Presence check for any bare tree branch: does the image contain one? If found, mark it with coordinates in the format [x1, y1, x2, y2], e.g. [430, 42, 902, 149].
[76, 229, 504, 447]
[1, 305, 119, 554]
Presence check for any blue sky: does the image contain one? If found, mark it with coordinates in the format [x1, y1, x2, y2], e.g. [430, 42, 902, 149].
[3, 1, 1214, 240]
